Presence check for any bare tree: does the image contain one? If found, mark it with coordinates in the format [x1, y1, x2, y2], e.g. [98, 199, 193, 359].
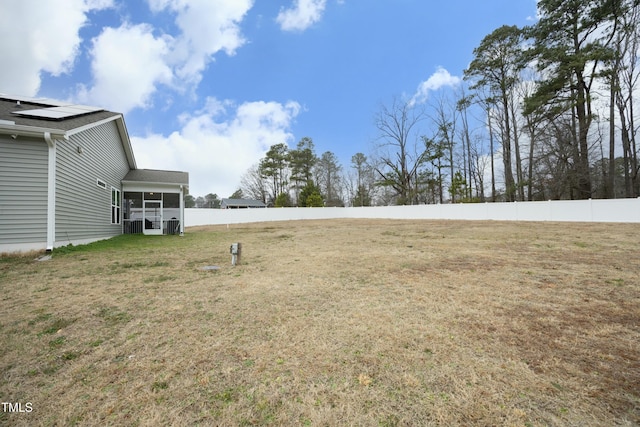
[373, 97, 426, 205]
[469, 134, 489, 201]
[240, 163, 268, 203]
[456, 91, 475, 200]
[315, 151, 344, 206]
[350, 152, 375, 206]
[429, 94, 457, 202]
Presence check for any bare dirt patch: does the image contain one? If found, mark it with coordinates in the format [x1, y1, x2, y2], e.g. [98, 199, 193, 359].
[1, 219, 638, 426]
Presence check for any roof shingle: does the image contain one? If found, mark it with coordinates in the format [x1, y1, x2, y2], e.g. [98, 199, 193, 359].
[0, 95, 120, 132]
[123, 169, 189, 186]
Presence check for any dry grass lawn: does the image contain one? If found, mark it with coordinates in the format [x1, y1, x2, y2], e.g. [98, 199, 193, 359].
[1, 219, 639, 426]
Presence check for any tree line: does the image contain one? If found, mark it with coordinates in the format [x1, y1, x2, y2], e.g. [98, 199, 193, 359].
[461, 0, 639, 202]
[193, 0, 639, 207]
[239, 138, 350, 207]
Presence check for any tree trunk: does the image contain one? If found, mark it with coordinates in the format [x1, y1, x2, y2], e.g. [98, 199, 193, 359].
[488, 108, 496, 202]
[608, 77, 616, 198]
[510, 95, 524, 201]
[574, 73, 592, 199]
[501, 95, 516, 202]
[527, 123, 535, 201]
[448, 141, 454, 203]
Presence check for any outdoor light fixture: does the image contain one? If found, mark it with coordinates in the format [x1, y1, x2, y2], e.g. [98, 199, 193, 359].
[77, 146, 83, 154]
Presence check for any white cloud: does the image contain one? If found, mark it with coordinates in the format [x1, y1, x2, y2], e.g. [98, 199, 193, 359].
[0, 0, 112, 96]
[77, 23, 173, 113]
[409, 67, 461, 107]
[131, 98, 301, 197]
[276, 0, 327, 32]
[150, 0, 253, 83]
[77, 0, 253, 112]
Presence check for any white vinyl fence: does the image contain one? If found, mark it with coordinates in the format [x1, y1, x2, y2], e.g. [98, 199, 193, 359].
[185, 198, 640, 227]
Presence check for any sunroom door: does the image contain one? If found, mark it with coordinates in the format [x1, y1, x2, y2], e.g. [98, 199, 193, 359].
[143, 200, 162, 235]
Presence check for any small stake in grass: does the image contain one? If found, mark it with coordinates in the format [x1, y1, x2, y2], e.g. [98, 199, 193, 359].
[230, 242, 241, 266]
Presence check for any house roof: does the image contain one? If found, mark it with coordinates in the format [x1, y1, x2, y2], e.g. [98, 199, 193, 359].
[0, 94, 136, 169]
[221, 198, 266, 208]
[0, 94, 121, 132]
[1, 95, 190, 187]
[123, 169, 189, 186]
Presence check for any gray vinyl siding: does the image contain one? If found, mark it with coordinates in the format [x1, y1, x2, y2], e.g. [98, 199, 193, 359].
[0, 136, 48, 244]
[55, 120, 130, 243]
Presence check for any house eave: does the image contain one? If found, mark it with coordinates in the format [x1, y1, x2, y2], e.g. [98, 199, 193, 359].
[0, 123, 67, 140]
[122, 180, 189, 189]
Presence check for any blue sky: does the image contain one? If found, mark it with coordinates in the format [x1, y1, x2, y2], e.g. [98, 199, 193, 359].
[0, 0, 537, 198]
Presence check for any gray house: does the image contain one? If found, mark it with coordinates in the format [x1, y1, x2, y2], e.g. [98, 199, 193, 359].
[0, 94, 188, 253]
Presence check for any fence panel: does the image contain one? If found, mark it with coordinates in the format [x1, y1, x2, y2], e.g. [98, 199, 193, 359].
[185, 198, 640, 227]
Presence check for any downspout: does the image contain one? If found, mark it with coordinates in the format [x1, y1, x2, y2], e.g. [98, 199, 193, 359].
[44, 132, 56, 252]
[179, 185, 185, 236]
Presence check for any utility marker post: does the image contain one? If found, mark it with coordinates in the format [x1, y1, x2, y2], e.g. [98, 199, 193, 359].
[230, 242, 242, 266]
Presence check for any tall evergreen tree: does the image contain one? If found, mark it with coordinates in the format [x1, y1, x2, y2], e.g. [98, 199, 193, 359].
[525, 0, 619, 199]
[289, 137, 317, 205]
[465, 25, 526, 201]
[259, 143, 289, 204]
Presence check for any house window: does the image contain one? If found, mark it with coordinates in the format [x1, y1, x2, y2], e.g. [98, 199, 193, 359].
[111, 187, 121, 224]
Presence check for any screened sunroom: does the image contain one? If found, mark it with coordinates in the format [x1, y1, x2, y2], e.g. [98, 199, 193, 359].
[121, 169, 189, 236]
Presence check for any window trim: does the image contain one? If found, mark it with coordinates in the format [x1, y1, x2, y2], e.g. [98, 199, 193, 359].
[111, 187, 121, 225]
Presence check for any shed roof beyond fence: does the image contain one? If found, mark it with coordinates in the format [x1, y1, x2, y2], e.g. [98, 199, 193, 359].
[221, 198, 266, 208]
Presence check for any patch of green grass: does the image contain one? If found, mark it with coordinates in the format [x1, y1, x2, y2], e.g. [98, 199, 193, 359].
[88, 339, 103, 347]
[119, 262, 147, 269]
[96, 306, 131, 325]
[49, 336, 66, 348]
[607, 278, 625, 287]
[149, 261, 170, 267]
[41, 363, 60, 375]
[29, 312, 52, 326]
[214, 388, 238, 403]
[379, 414, 400, 427]
[52, 234, 159, 256]
[151, 380, 169, 392]
[143, 275, 175, 284]
[126, 332, 141, 340]
[62, 351, 79, 361]
[39, 317, 76, 336]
